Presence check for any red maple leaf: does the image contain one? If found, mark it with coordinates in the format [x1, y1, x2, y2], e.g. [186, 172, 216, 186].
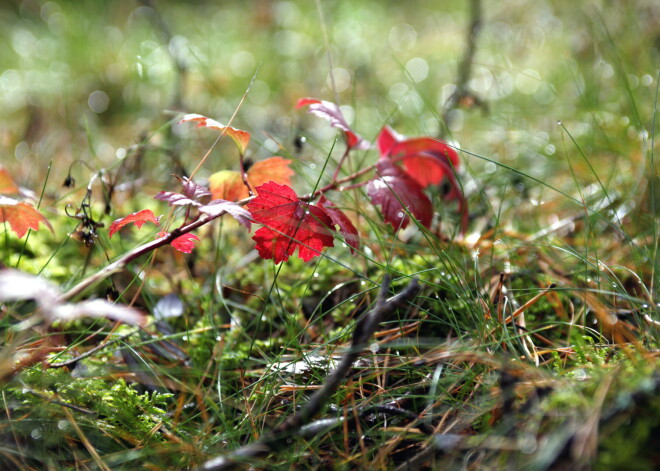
[0, 196, 53, 238]
[367, 160, 433, 230]
[108, 209, 160, 238]
[157, 231, 200, 253]
[297, 98, 370, 150]
[247, 181, 335, 263]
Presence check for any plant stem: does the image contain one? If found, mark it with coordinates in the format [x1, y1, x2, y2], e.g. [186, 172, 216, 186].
[330, 146, 351, 182]
[238, 151, 253, 197]
[300, 163, 377, 202]
[440, 0, 483, 138]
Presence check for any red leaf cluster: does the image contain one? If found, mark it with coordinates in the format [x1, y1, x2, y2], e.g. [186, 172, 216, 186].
[247, 181, 358, 263]
[368, 126, 467, 231]
[110, 178, 251, 254]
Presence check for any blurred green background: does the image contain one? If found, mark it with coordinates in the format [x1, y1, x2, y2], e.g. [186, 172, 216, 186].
[1, 0, 657, 198]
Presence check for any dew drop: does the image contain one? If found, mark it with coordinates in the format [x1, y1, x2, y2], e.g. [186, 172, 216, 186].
[574, 368, 588, 380]
[641, 304, 649, 309]
[31, 428, 42, 439]
[57, 420, 68, 430]
[520, 433, 537, 454]
[88, 90, 109, 113]
[397, 211, 404, 218]
[557, 120, 562, 126]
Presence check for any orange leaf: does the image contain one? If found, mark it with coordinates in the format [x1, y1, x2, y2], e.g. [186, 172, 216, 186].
[179, 113, 251, 155]
[0, 196, 52, 238]
[247, 157, 294, 189]
[208, 170, 246, 201]
[108, 209, 160, 238]
[0, 167, 20, 195]
[208, 157, 294, 201]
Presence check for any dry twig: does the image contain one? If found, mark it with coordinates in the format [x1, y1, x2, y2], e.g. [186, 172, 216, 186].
[197, 276, 420, 471]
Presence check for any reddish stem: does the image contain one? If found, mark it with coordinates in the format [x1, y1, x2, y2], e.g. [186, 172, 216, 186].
[330, 146, 351, 182]
[300, 162, 377, 202]
[238, 152, 253, 197]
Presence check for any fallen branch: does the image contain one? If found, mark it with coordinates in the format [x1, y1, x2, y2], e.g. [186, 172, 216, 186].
[197, 275, 421, 471]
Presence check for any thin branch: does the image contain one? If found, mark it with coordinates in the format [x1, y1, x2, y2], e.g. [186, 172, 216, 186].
[197, 276, 421, 471]
[330, 146, 351, 182]
[440, 0, 484, 138]
[300, 163, 377, 202]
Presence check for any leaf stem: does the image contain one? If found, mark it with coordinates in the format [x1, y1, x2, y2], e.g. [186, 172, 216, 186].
[300, 162, 377, 202]
[330, 146, 351, 182]
[237, 151, 253, 197]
